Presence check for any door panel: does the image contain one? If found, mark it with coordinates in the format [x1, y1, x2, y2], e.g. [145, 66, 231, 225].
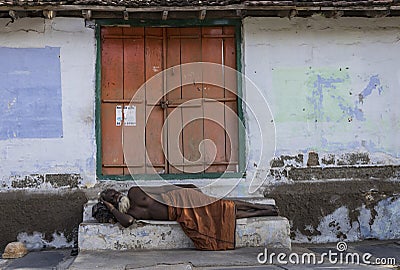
[166, 28, 184, 173]
[101, 26, 238, 175]
[101, 27, 124, 175]
[179, 27, 203, 173]
[144, 28, 165, 174]
[223, 26, 239, 172]
[123, 27, 146, 175]
[202, 27, 227, 173]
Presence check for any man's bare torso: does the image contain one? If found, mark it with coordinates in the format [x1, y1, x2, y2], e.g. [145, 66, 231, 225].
[126, 187, 169, 220]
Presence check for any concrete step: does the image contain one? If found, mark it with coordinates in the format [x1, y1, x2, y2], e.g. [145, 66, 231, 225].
[78, 216, 291, 251]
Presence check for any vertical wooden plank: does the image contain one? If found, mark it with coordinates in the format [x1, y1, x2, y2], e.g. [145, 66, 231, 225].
[202, 27, 224, 99]
[202, 27, 227, 173]
[166, 105, 184, 173]
[162, 28, 168, 175]
[166, 28, 184, 173]
[223, 26, 239, 172]
[223, 26, 237, 97]
[180, 27, 203, 173]
[123, 27, 146, 175]
[144, 27, 165, 174]
[101, 27, 124, 175]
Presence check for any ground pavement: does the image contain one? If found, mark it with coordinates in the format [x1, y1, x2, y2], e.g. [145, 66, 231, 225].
[0, 240, 399, 270]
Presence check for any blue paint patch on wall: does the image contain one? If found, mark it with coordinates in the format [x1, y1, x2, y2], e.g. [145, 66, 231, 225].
[338, 102, 365, 121]
[340, 75, 383, 122]
[0, 47, 63, 140]
[306, 72, 383, 124]
[359, 75, 383, 104]
[309, 75, 345, 121]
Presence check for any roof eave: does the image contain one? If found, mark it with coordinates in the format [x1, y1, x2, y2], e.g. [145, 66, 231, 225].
[1, 3, 400, 19]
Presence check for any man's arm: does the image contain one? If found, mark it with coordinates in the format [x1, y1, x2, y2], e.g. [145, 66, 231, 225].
[101, 199, 134, 228]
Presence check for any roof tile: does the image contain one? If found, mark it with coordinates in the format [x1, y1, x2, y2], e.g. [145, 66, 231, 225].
[0, 0, 396, 8]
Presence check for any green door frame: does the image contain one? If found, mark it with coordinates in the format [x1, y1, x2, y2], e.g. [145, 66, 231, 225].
[95, 18, 245, 180]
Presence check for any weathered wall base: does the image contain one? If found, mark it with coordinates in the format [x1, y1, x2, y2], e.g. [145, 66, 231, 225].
[265, 180, 400, 243]
[0, 190, 87, 252]
[3, 173, 82, 189]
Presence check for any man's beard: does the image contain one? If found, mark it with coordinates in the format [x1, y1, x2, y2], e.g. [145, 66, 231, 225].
[118, 195, 130, 214]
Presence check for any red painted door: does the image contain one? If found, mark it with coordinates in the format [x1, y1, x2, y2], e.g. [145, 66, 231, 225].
[101, 26, 238, 175]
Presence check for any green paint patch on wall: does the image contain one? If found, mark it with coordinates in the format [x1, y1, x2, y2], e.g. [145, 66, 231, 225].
[272, 68, 353, 123]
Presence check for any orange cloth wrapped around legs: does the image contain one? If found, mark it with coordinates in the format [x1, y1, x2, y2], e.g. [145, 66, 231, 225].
[161, 189, 236, 251]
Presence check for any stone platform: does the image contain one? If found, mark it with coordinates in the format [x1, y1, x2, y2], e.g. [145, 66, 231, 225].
[79, 199, 291, 251]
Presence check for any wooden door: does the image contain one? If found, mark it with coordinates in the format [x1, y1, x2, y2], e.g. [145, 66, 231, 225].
[101, 26, 239, 175]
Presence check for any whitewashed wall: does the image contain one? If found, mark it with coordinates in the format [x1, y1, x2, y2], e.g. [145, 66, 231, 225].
[242, 16, 400, 243]
[0, 18, 96, 188]
[1, 16, 399, 192]
[243, 16, 400, 166]
[0, 15, 398, 246]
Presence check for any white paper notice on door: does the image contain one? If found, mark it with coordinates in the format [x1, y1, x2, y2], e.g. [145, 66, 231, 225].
[124, 105, 136, 126]
[116, 105, 122, 126]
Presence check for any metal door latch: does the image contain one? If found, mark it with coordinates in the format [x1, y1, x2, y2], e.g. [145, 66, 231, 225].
[160, 100, 169, 109]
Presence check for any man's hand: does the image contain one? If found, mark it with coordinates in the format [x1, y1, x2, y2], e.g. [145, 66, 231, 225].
[100, 198, 115, 211]
[100, 198, 134, 228]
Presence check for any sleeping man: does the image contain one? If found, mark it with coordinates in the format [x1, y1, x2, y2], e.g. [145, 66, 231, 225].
[96, 184, 279, 250]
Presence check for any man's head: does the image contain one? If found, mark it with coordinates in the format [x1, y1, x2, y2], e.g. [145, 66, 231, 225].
[92, 202, 117, 223]
[100, 188, 131, 214]
[100, 189, 121, 207]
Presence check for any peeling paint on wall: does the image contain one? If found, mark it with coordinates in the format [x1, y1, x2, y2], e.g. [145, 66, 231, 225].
[292, 206, 361, 243]
[269, 151, 399, 181]
[270, 68, 393, 155]
[7, 173, 81, 189]
[359, 197, 400, 240]
[272, 69, 383, 126]
[268, 180, 400, 244]
[245, 17, 400, 162]
[306, 69, 352, 123]
[291, 197, 400, 243]
[358, 75, 383, 104]
[17, 231, 73, 250]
